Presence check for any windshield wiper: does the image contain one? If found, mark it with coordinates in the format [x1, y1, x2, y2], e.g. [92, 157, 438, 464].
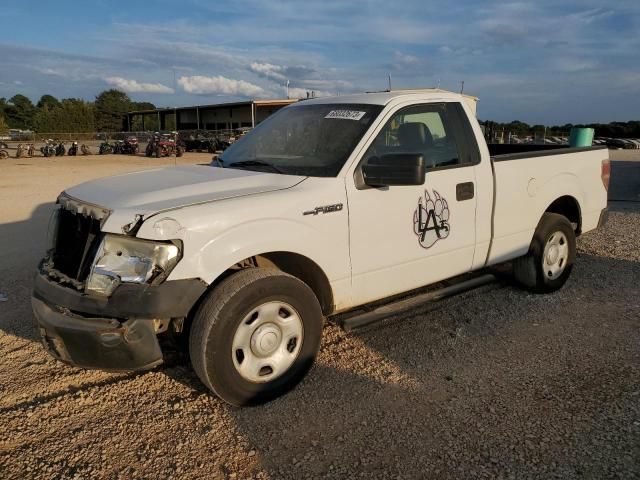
[228, 160, 284, 174]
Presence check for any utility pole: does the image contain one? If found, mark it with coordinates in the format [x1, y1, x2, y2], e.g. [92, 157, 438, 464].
[460, 81, 465, 94]
[387, 74, 392, 91]
[286, 80, 290, 99]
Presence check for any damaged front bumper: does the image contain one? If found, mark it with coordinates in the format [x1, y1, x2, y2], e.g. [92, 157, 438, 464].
[33, 297, 164, 371]
[32, 270, 207, 371]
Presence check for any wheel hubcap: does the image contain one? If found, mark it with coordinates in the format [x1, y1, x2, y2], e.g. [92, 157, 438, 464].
[232, 301, 304, 383]
[542, 231, 569, 280]
[250, 324, 281, 357]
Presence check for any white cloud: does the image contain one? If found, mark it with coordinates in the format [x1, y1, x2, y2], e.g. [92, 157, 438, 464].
[394, 51, 419, 66]
[104, 76, 174, 93]
[36, 67, 68, 77]
[177, 75, 265, 96]
[249, 62, 286, 82]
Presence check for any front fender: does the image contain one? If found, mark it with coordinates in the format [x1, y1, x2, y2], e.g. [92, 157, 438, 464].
[134, 177, 352, 309]
[174, 217, 339, 284]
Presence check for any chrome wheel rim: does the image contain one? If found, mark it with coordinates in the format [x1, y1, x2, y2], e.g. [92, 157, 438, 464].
[542, 231, 569, 280]
[231, 301, 304, 383]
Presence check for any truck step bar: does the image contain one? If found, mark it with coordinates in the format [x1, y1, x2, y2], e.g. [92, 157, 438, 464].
[339, 274, 496, 331]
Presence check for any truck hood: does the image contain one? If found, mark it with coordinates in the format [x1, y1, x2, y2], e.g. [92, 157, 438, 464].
[64, 165, 306, 231]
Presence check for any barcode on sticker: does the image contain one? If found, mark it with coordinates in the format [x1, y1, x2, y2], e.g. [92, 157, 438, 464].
[325, 110, 366, 121]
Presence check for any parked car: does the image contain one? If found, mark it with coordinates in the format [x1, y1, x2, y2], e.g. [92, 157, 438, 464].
[32, 90, 609, 406]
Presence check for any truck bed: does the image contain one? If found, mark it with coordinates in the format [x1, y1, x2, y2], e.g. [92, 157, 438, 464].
[486, 145, 609, 265]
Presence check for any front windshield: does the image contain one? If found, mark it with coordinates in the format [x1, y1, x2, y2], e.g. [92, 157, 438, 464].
[218, 103, 383, 176]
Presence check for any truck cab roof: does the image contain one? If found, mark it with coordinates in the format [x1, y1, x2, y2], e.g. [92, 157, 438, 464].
[294, 88, 479, 114]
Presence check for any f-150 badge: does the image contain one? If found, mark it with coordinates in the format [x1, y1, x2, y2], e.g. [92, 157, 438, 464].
[303, 203, 344, 216]
[413, 190, 450, 249]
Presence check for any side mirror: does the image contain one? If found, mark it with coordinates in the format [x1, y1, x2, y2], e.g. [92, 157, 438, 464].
[361, 153, 426, 187]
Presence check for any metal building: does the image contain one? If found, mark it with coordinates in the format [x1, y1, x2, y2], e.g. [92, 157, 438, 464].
[125, 99, 297, 132]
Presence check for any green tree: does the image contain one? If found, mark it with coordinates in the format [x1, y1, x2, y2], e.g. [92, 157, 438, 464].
[94, 89, 132, 132]
[0, 114, 8, 134]
[36, 94, 60, 111]
[5, 94, 36, 129]
[33, 98, 95, 133]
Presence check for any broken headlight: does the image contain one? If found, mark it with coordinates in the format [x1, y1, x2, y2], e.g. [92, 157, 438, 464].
[86, 234, 181, 296]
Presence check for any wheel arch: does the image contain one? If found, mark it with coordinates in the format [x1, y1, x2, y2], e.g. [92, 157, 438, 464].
[542, 195, 582, 235]
[191, 250, 335, 317]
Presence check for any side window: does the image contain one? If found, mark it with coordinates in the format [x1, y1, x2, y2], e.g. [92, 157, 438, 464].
[363, 103, 473, 169]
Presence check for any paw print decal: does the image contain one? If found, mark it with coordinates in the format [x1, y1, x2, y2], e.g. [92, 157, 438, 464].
[413, 190, 450, 249]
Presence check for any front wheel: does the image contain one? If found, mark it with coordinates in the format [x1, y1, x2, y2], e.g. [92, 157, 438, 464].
[513, 213, 576, 293]
[189, 268, 323, 406]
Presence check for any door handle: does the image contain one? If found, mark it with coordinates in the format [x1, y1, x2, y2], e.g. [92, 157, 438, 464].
[456, 182, 474, 201]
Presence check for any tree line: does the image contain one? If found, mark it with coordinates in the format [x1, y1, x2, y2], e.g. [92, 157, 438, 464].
[1, 90, 639, 138]
[481, 119, 640, 138]
[0, 90, 156, 134]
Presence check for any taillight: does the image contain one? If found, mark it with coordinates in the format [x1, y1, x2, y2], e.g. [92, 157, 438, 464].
[601, 159, 610, 192]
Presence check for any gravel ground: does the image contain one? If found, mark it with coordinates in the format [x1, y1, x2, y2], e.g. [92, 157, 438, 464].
[0, 153, 639, 479]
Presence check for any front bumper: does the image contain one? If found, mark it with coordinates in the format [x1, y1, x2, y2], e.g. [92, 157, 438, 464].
[32, 271, 207, 371]
[33, 297, 164, 371]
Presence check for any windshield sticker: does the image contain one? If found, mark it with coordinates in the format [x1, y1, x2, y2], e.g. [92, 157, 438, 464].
[413, 190, 450, 249]
[325, 110, 367, 121]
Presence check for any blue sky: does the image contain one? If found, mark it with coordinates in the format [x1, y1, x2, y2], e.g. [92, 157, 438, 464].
[1, 0, 639, 124]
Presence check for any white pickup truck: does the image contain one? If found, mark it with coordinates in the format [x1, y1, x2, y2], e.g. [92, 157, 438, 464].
[32, 89, 610, 406]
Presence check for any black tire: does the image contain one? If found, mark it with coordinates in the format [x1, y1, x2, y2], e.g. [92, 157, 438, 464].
[513, 213, 576, 293]
[189, 268, 323, 406]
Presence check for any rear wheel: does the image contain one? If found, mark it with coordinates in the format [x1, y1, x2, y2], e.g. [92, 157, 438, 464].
[513, 213, 576, 293]
[189, 268, 323, 406]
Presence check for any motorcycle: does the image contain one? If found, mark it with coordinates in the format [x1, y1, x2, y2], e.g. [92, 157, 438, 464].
[145, 133, 160, 157]
[0, 149, 8, 159]
[99, 140, 112, 155]
[55, 141, 66, 156]
[111, 140, 124, 154]
[16, 143, 35, 158]
[68, 141, 79, 156]
[40, 139, 56, 157]
[81, 144, 92, 155]
[122, 136, 139, 155]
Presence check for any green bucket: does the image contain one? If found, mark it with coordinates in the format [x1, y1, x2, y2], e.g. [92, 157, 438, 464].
[569, 127, 594, 147]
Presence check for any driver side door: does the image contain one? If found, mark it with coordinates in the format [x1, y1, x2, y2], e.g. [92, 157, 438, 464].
[346, 102, 480, 306]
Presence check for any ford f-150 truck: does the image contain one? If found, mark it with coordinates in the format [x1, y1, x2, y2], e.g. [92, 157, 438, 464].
[32, 89, 610, 406]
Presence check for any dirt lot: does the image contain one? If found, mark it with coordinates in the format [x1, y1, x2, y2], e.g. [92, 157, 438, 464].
[0, 152, 638, 479]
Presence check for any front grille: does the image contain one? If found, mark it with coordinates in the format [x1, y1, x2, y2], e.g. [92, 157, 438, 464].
[51, 208, 102, 281]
